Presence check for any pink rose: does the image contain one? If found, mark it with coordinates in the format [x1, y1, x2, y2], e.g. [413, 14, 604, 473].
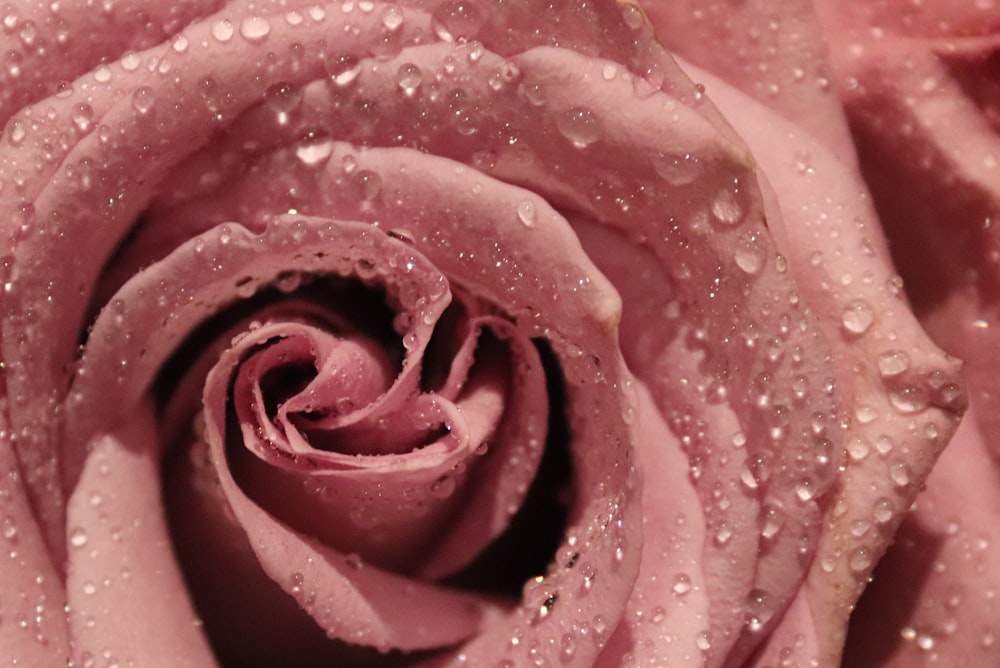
[0, 1, 963, 666]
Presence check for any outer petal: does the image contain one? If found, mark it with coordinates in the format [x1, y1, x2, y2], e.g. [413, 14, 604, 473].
[674, 61, 964, 666]
[636, 0, 857, 163]
[814, 1, 1000, 664]
[0, 406, 70, 665]
[65, 402, 217, 668]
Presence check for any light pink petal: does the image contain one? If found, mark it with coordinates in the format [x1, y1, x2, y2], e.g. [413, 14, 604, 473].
[636, 0, 858, 164]
[676, 60, 963, 666]
[65, 402, 217, 668]
[0, 0, 224, 124]
[814, 1, 1000, 663]
[844, 403, 1000, 666]
[0, 406, 70, 665]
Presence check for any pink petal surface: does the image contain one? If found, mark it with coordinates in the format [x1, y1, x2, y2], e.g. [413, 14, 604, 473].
[637, 0, 857, 164]
[676, 59, 963, 666]
[0, 406, 69, 666]
[811, 0, 1000, 664]
[66, 402, 216, 667]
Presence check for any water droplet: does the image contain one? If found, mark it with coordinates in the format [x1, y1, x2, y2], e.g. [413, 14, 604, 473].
[579, 562, 596, 593]
[326, 54, 361, 86]
[210, 18, 235, 42]
[560, 633, 577, 660]
[516, 200, 536, 227]
[71, 103, 94, 132]
[745, 589, 773, 632]
[430, 474, 456, 499]
[849, 547, 872, 573]
[7, 120, 25, 145]
[131, 86, 155, 113]
[672, 573, 691, 596]
[345, 553, 364, 569]
[842, 299, 874, 335]
[855, 404, 879, 424]
[431, 0, 486, 41]
[381, 4, 404, 30]
[120, 51, 141, 71]
[873, 497, 894, 524]
[350, 170, 381, 201]
[889, 386, 929, 414]
[795, 481, 815, 502]
[2, 516, 17, 542]
[239, 15, 271, 42]
[734, 231, 766, 275]
[556, 107, 600, 148]
[890, 461, 912, 487]
[696, 632, 712, 651]
[396, 63, 422, 96]
[877, 350, 910, 377]
[710, 180, 747, 226]
[69, 527, 88, 548]
[760, 504, 785, 540]
[654, 152, 701, 185]
[713, 524, 732, 546]
[295, 138, 334, 166]
[847, 437, 870, 461]
[264, 82, 302, 118]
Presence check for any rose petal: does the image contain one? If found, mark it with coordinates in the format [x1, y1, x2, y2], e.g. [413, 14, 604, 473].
[0, 405, 70, 665]
[636, 0, 858, 163]
[66, 401, 217, 667]
[0, 0, 224, 124]
[676, 60, 963, 665]
[844, 403, 1000, 666]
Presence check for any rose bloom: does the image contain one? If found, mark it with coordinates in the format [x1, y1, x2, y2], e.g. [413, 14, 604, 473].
[0, 0, 977, 666]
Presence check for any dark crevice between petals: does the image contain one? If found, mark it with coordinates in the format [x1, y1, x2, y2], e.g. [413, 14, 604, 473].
[441, 337, 572, 597]
[152, 277, 402, 414]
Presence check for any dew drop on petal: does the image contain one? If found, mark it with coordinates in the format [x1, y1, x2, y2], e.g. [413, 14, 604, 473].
[264, 83, 302, 116]
[847, 437, 870, 461]
[516, 200, 536, 227]
[556, 107, 600, 148]
[849, 547, 872, 573]
[760, 504, 785, 540]
[381, 4, 404, 30]
[120, 51, 141, 71]
[131, 86, 155, 113]
[877, 349, 910, 377]
[654, 152, 702, 185]
[710, 181, 747, 226]
[351, 170, 382, 201]
[672, 573, 691, 596]
[69, 527, 88, 548]
[734, 231, 766, 275]
[239, 16, 271, 42]
[889, 386, 929, 414]
[7, 119, 25, 145]
[210, 18, 235, 42]
[841, 299, 874, 335]
[890, 461, 912, 487]
[873, 497, 894, 524]
[71, 103, 93, 132]
[396, 63, 422, 96]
